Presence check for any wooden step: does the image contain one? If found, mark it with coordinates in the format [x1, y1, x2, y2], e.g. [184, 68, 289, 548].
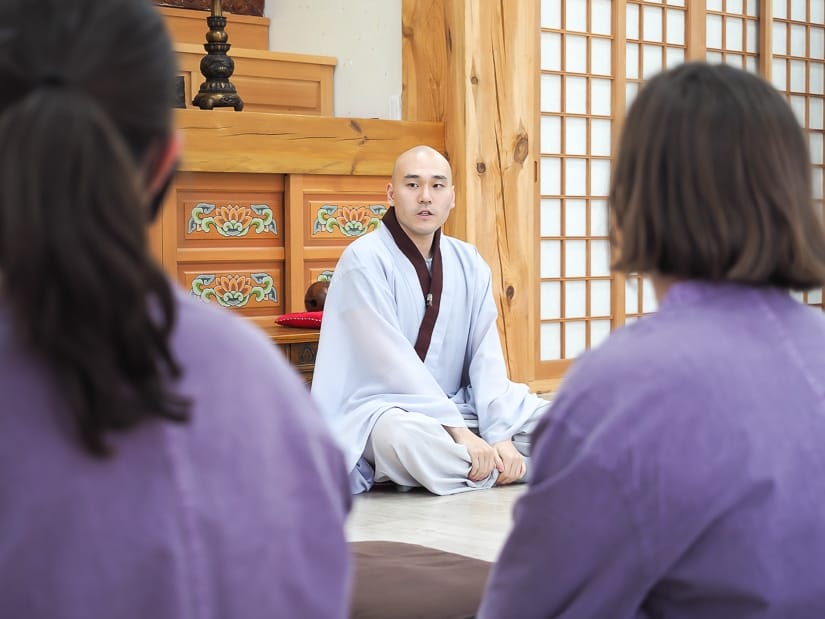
[176, 43, 336, 115]
[160, 6, 269, 50]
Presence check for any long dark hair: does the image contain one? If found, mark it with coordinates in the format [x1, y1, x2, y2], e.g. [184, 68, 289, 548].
[610, 62, 825, 289]
[0, 0, 190, 455]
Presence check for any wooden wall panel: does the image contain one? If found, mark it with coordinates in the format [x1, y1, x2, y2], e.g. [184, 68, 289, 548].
[159, 172, 286, 330]
[285, 175, 390, 313]
[402, 0, 538, 384]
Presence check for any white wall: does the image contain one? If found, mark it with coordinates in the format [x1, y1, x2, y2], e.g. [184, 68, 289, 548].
[265, 1, 402, 119]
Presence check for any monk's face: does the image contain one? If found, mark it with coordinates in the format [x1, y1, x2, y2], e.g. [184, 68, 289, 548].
[387, 148, 455, 254]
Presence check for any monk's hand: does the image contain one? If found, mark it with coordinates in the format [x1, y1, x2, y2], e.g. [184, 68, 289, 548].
[492, 439, 526, 486]
[444, 426, 502, 481]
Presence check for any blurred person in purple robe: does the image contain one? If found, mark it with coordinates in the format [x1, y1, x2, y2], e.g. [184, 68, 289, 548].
[480, 62, 825, 618]
[0, 1, 351, 617]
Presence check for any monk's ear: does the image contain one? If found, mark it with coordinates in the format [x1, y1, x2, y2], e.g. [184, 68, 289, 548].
[449, 185, 456, 211]
[386, 182, 395, 206]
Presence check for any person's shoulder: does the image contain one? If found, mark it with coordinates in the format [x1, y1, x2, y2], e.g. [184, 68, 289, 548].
[172, 288, 285, 372]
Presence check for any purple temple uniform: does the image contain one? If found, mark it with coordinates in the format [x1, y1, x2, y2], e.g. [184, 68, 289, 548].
[0, 291, 352, 618]
[480, 282, 825, 619]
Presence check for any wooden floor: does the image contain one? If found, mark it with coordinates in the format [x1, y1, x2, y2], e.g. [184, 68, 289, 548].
[346, 484, 525, 562]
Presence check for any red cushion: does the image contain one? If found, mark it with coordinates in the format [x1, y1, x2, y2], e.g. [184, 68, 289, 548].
[275, 311, 323, 329]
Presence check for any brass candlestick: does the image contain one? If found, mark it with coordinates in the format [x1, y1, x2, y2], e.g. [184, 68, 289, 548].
[192, 0, 244, 111]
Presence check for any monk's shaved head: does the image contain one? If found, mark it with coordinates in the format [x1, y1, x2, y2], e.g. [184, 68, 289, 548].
[391, 145, 452, 184]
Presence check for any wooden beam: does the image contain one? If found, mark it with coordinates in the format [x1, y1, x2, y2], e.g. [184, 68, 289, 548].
[176, 109, 445, 175]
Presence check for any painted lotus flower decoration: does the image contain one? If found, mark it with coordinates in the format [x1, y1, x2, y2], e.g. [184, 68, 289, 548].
[189, 202, 277, 237]
[314, 204, 386, 237]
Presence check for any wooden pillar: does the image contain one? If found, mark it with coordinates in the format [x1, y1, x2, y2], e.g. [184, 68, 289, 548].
[686, 1, 708, 61]
[402, 0, 538, 383]
[758, 0, 773, 79]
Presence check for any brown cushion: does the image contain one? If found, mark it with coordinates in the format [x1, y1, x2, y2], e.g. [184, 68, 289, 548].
[349, 540, 492, 619]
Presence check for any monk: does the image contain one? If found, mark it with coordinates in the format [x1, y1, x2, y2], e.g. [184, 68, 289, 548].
[312, 145, 550, 495]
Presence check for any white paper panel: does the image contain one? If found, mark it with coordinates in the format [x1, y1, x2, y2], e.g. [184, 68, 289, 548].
[541, 199, 561, 236]
[811, 133, 824, 164]
[772, 59, 787, 89]
[627, 4, 640, 39]
[666, 46, 685, 69]
[707, 14, 723, 48]
[790, 0, 806, 22]
[540, 240, 561, 278]
[728, 0, 743, 13]
[746, 55, 758, 73]
[590, 239, 611, 276]
[643, 44, 663, 78]
[725, 53, 744, 68]
[667, 0, 686, 5]
[813, 0, 825, 24]
[567, 0, 587, 32]
[591, 200, 609, 236]
[791, 25, 806, 57]
[813, 168, 824, 199]
[540, 322, 561, 361]
[773, 22, 787, 56]
[565, 240, 588, 277]
[590, 320, 612, 348]
[566, 35, 588, 73]
[791, 96, 806, 127]
[565, 158, 587, 195]
[591, 79, 612, 115]
[747, 0, 758, 16]
[565, 117, 588, 155]
[592, 0, 612, 35]
[591, 279, 612, 315]
[565, 280, 587, 317]
[540, 281, 561, 320]
[666, 9, 685, 45]
[625, 279, 639, 314]
[540, 0, 561, 29]
[541, 115, 561, 153]
[626, 81, 640, 108]
[808, 97, 822, 129]
[591, 119, 612, 156]
[791, 60, 806, 92]
[707, 0, 723, 10]
[773, 0, 787, 19]
[565, 76, 588, 114]
[707, 50, 724, 64]
[564, 321, 587, 358]
[591, 38, 612, 76]
[591, 159, 611, 196]
[540, 74, 561, 113]
[643, 6, 664, 42]
[541, 32, 562, 72]
[627, 43, 640, 79]
[727, 17, 744, 52]
[791, 289, 805, 302]
[812, 28, 825, 59]
[540, 157, 561, 195]
[747, 20, 758, 53]
[809, 288, 823, 304]
[565, 199, 588, 236]
[641, 278, 659, 313]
